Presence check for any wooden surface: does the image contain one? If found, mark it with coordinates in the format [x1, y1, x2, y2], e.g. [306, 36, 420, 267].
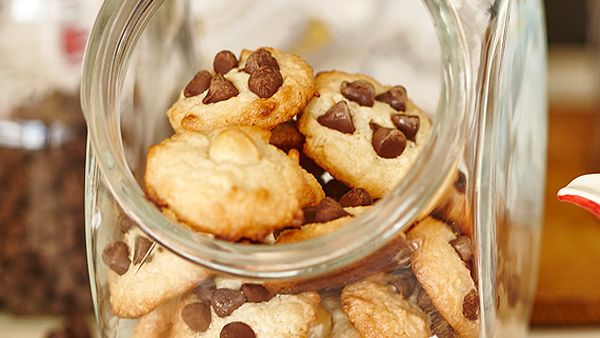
[531, 106, 600, 325]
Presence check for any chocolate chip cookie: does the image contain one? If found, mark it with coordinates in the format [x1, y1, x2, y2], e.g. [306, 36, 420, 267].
[298, 71, 432, 198]
[408, 217, 479, 338]
[168, 48, 316, 132]
[144, 127, 324, 241]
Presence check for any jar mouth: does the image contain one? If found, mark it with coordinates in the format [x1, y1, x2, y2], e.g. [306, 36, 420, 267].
[81, 0, 471, 279]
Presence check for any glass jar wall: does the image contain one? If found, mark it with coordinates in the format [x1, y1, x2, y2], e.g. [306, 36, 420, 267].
[82, 0, 547, 337]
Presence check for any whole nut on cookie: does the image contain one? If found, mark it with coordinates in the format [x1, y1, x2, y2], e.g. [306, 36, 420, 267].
[209, 129, 262, 165]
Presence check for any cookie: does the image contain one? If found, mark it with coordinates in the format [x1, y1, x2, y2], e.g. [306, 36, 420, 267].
[340, 276, 431, 338]
[168, 47, 316, 132]
[432, 170, 472, 238]
[102, 228, 209, 318]
[132, 297, 180, 338]
[408, 217, 479, 338]
[269, 199, 414, 293]
[320, 294, 361, 338]
[298, 71, 432, 198]
[169, 278, 321, 338]
[144, 127, 324, 241]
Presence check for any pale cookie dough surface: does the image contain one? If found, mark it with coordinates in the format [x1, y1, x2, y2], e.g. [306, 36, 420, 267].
[341, 277, 431, 338]
[298, 71, 431, 198]
[132, 296, 180, 338]
[145, 128, 323, 241]
[408, 217, 479, 338]
[168, 47, 316, 132]
[169, 290, 320, 338]
[108, 229, 208, 318]
[320, 295, 361, 338]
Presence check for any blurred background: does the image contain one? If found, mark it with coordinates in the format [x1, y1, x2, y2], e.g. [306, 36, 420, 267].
[0, 0, 599, 337]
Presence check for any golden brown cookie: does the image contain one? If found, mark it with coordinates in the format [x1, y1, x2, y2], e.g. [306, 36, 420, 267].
[168, 47, 316, 132]
[132, 297, 180, 338]
[432, 170, 472, 238]
[298, 71, 432, 198]
[408, 217, 479, 338]
[102, 228, 208, 318]
[341, 276, 431, 338]
[168, 279, 321, 338]
[321, 294, 361, 338]
[144, 127, 323, 241]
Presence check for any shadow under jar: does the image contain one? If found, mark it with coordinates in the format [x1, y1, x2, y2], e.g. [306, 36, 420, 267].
[81, 0, 547, 337]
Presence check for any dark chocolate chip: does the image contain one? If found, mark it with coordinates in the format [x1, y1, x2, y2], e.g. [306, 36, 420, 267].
[194, 279, 217, 302]
[454, 171, 466, 194]
[317, 101, 355, 134]
[243, 48, 279, 75]
[314, 197, 350, 223]
[203, 74, 239, 104]
[369, 121, 383, 133]
[376, 85, 407, 111]
[132, 236, 153, 265]
[391, 114, 420, 141]
[462, 289, 479, 320]
[371, 127, 407, 159]
[181, 301, 212, 333]
[248, 66, 283, 98]
[184, 70, 212, 98]
[390, 274, 416, 298]
[214, 50, 239, 75]
[450, 235, 473, 262]
[302, 205, 319, 224]
[323, 179, 351, 200]
[211, 288, 246, 317]
[339, 188, 373, 207]
[220, 322, 256, 338]
[341, 80, 375, 107]
[269, 121, 304, 152]
[102, 241, 130, 275]
[299, 154, 325, 181]
[118, 214, 136, 234]
[241, 284, 273, 303]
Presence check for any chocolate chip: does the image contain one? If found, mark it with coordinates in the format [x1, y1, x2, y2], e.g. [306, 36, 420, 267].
[241, 284, 273, 303]
[214, 50, 239, 75]
[248, 67, 283, 98]
[118, 214, 136, 234]
[220, 322, 256, 338]
[302, 205, 319, 224]
[323, 179, 351, 200]
[376, 85, 407, 111]
[369, 121, 383, 132]
[462, 289, 479, 320]
[203, 74, 239, 104]
[390, 274, 416, 298]
[194, 279, 217, 302]
[132, 236, 153, 265]
[299, 154, 325, 181]
[243, 48, 279, 74]
[317, 101, 355, 134]
[450, 236, 473, 262]
[314, 197, 350, 223]
[371, 127, 407, 159]
[391, 114, 420, 141]
[102, 241, 130, 275]
[182, 301, 212, 333]
[211, 288, 246, 317]
[269, 121, 304, 152]
[454, 171, 466, 193]
[341, 80, 375, 107]
[184, 70, 212, 98]
[339, 188, 373, 207]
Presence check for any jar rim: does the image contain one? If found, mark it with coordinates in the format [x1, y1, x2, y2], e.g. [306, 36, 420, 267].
[81, 0, 472, 279]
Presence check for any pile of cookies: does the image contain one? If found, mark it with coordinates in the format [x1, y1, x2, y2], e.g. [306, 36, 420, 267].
[101, 47, 478, 337]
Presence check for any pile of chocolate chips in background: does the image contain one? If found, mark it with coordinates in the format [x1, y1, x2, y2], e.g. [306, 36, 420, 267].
[0, 92, 92, 337]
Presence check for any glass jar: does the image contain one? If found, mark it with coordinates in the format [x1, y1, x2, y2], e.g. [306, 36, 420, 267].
[81, 0, 547, 337]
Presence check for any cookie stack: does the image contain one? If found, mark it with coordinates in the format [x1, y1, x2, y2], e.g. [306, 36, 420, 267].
[101, 47, 478, 338]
